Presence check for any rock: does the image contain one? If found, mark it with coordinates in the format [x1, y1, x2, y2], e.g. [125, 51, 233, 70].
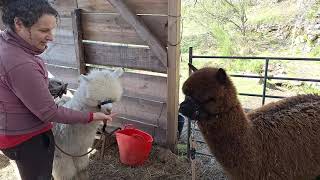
[314, 24, 320, 30]
[303, 45, 312, 53]
[294, 35, 306, 44]
[290, 81, 304, 86]
[308, 34, 318, 42]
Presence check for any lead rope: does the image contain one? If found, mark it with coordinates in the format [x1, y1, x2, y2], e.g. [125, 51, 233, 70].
[54, 100, 117, 158]
[189, 121, 197, 180]
[99, 123, 121, 160]
[55, 123, 120, 158]
[54, 141, 96, 158]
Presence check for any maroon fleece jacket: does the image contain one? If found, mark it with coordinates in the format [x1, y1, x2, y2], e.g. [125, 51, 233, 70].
[0, 29, 90, 135]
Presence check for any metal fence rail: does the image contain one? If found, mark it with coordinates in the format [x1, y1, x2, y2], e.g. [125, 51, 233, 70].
[187, 47, 320, 158]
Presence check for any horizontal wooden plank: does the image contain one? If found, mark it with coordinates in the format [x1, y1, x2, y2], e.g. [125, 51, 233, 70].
[78, 0, 168, 15]
[121, 72, 167, 102]
[41, 43, 78, 67]
[46, 64, 79, 89]
[57, 17, 73, 31]
[54, 17, 74, 45]
[49, 0, 77, 17]
[46, 66, 167, 102]
[112, 96, 167, 126]
[53, 29, 74, 45]
[110, 116, 166, 144]
[82, 13, 167, 46]
[76, 67, 167, 102]
[84, 42, 167, 73]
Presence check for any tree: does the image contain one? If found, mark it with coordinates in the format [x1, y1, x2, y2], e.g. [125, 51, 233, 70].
[182, 0, 251, 55]
[199, 0, 249, 36]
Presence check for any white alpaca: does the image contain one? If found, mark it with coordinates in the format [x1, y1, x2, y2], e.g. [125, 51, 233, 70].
[52, 68, 123, 180]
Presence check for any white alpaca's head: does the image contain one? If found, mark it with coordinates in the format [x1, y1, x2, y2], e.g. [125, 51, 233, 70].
[79, 68, 124, 106]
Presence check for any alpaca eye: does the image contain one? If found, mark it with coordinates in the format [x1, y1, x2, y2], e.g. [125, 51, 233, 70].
[184, 86, 193, 96]
[209, 97, 215, 102]
[202, 97, 215, 104]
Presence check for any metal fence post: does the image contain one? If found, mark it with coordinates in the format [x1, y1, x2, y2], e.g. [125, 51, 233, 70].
[262, 59, 269, 105]
[187, 47, 193, 159]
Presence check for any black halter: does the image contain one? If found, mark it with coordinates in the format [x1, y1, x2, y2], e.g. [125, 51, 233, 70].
[182, 96, 237, 121]
[97, 100, 114, 109]
[185, 96, 217, 119]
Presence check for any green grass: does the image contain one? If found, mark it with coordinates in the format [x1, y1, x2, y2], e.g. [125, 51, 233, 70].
[182, 57, 264, 74]
[177, 143, 188, 156]
[210, 24, 235, 56]
[283, 82, 320, 95]
[247, 1, 299, 24]
[306, 1, 320, 20]
[285, 61, 320, 78]
[181, 34, 215, 54]
[309, 46, 320, 57]
[232, 77, 262, 94]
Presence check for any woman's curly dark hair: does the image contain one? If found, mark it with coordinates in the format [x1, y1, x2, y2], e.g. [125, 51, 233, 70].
[1, 0, 59, 30]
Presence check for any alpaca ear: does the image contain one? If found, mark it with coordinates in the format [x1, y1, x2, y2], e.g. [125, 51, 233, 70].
[112, 68, 124, 78]
[216, 68, 227, 84]
[188, 63, 198, 72]
[80, 74, 90, 82]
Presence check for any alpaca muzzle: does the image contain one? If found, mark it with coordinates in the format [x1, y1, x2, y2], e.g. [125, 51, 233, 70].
[179, 96, 201, 120]
[97, 100, 113, 109]
[98, 99, 114, 114]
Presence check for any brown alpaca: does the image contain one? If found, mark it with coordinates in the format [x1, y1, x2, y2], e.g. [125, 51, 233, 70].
[179, 64, 320, 180]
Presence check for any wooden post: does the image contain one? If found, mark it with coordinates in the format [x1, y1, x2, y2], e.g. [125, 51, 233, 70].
[106, 0, 167, 68]
[71, 8, 87, 75]
[167, 0, 181, 151]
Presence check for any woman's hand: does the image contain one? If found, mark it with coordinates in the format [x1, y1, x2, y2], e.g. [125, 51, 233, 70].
[92, 112, 117, 122]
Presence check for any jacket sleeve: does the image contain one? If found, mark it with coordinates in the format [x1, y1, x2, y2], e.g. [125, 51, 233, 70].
[5, 62, 90, 124]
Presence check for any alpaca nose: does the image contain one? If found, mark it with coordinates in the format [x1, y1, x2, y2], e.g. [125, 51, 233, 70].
[179, 100, 192, 118]
[179, 98, 200, 120]
[105, 109, 112, 114]
[100, 103, 113, 114]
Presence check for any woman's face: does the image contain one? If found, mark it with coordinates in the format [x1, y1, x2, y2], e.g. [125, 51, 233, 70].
[15, 14, 57, 50]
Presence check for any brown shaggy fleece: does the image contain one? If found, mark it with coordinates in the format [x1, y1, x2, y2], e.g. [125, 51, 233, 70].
[180, 64, 320, 180]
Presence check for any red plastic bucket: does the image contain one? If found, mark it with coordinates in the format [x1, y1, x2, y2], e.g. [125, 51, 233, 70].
[115, 125, 153, 166]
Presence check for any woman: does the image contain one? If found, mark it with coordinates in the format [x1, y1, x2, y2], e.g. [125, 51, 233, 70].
[0, 0, 116, 179]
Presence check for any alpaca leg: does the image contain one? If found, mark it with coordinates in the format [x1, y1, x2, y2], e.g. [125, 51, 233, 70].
[52, 153, 77, 180]
[73, 156, 90, 172]
[72, 156, 90, 180]
[73, 169, 89, 180]
[10, 160, 21, 180]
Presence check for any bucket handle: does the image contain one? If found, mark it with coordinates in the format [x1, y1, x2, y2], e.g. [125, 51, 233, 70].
[123, 124, 134, 129]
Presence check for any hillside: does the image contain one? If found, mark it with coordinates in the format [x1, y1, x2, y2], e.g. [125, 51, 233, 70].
[180, 0, 320, 105]
[182, 0, 320, 56]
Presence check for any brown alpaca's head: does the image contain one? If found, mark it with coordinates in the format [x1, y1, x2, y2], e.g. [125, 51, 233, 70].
[179, 63, 238, 121]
